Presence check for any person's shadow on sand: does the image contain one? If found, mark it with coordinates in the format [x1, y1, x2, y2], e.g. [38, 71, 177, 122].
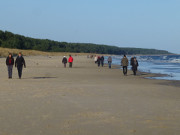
[32, 77, 57, 79]
[21, 77, 58, 79]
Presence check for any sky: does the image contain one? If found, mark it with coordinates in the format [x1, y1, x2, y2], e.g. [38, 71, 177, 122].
[0, 0, 180, 53]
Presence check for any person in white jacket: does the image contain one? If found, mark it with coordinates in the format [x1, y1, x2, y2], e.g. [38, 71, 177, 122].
[94, 55, 97, 64]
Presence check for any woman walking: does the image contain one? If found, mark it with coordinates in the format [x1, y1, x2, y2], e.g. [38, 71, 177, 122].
[6, 53, 14, 79]
[130, 57, 134, 71]
[62, 56, 67, 68]
[132, 57, 139, 75]
[97, 56, 101, 67]
[94, 55, 97, 64]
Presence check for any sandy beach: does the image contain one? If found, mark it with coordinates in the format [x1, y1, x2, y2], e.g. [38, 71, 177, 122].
[0, 55, 180, 135]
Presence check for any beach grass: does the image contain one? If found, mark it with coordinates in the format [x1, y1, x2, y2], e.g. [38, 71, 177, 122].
[0, 47, 92, 57]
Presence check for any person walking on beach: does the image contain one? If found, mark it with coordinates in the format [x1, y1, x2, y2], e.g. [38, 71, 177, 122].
[132, 57, 139, 75]
[121, 55, 129, 75]
[62, 56, 67, 68]
[6, 53, 14, 79]
[130, 57, 134, 70]
[97, 56, 101, 67]
[130, 57, 134, 71]
[68, 55, 73, 68]
[101, 56, 104, 67]
[107, 56, 112, 68]
[94, 55, 97, 64]
[15, 52, 26, 79]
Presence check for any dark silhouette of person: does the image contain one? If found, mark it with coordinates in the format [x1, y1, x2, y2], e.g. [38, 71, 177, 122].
[100, 56, 104, 67]
[62, 56, 67, 68]
[15, 52, 26, 79]
[97, 56, 101, 67]
[132, 57, 139, 75]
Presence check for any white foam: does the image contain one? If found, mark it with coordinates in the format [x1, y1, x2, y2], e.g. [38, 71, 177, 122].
[169, 59, 180, 63]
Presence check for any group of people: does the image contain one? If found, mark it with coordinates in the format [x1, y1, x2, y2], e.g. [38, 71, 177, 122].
[6, 52, 138, 79]
[6, 52, 26, 79]
[62, 55, 74, 68]
[121, 55, 139, 75]
[6, 53, 74, 79]
[94, 55, 105, 67]
[94, 54, 139, 76]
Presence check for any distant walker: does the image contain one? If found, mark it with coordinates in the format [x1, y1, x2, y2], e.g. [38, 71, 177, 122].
[68, 55, 73, 68]
[121, 55, 129, 76]
[62, 56, 67, 68]
[107, 56, 112, 69]
[6, 53, 14, 79]
[132, 57, 139, 75]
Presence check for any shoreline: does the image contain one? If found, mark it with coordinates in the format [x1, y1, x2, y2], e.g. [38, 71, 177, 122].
[109, 62, 180, 83]
[104, 62, 180, 89]
[104, 54, 180, 82]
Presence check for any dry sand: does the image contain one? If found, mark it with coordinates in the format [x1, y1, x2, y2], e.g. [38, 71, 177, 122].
[0, 55, 180, 135]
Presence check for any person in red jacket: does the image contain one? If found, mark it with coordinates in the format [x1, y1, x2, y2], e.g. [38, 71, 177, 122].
[68, 55, 73, 68]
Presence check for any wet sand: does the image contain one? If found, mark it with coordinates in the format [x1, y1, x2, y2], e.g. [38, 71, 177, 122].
[0, 56, 180, 135]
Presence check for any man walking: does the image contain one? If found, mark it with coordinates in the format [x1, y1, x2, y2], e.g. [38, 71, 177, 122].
[121, 55, 129, 75]
[107, 56, 112, 68]
[15, 52, 26, 79]
[100, 56, 104, 67]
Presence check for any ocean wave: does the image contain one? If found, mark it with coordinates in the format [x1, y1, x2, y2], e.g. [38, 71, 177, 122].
[138, 55, 180, 64]
[169, 59, 180, 63]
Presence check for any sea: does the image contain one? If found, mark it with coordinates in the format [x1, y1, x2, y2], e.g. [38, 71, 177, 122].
[105, 55, 180, 81]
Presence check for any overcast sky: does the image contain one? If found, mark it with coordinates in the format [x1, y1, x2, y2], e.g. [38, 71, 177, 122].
[1, 0, 180, 53]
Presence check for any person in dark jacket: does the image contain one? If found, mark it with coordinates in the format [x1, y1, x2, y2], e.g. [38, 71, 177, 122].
[121, 55, 129, 75]
[15, 52, 26, 79]
[130, 57, 135, 71]
[107, 56, 112, 68]
[97, 56, 101, 67]
[132, 57, 139, 75]
[62, 56, 67, 68]
[6, 53, 14, 79]
[100, 56, 104, 67]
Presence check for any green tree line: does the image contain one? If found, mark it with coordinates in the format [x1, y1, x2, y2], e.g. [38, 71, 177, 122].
[0, 30, 170, 55]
